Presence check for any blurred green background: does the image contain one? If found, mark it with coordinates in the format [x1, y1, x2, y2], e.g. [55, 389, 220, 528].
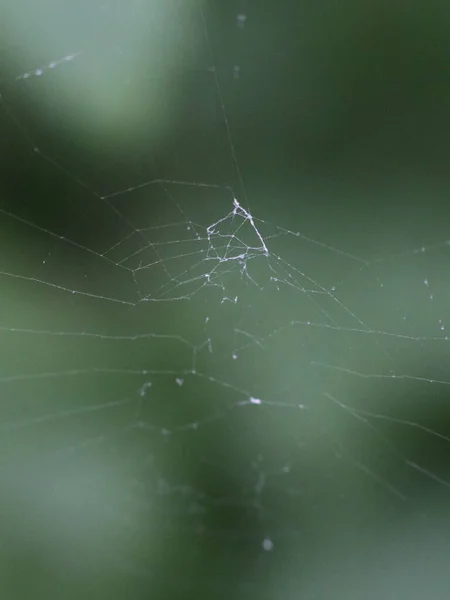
[1, 1, 450, 598]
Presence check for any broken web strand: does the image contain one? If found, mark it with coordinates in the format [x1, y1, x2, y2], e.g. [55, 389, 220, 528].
[13, 51, 84, 82]
[199, 5, 250, 211]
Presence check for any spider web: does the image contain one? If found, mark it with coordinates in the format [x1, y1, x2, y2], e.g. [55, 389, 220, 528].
[1, 2, 450, 598]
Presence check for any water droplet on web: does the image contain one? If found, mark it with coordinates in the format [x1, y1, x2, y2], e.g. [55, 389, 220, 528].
[262, 538, 274, 551]
[237, 13, 247, 28]
[139, 382, 152, 396]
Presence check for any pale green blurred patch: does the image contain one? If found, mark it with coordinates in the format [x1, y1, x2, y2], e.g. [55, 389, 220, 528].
[1, 1, 450, 598]
[0, 0, 206, 148]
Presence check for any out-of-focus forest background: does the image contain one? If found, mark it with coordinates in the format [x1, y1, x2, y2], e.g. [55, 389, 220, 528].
[1, 1, 450, 598]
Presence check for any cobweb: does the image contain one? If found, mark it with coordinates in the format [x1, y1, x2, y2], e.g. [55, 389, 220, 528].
[1, 2, 450, 598]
